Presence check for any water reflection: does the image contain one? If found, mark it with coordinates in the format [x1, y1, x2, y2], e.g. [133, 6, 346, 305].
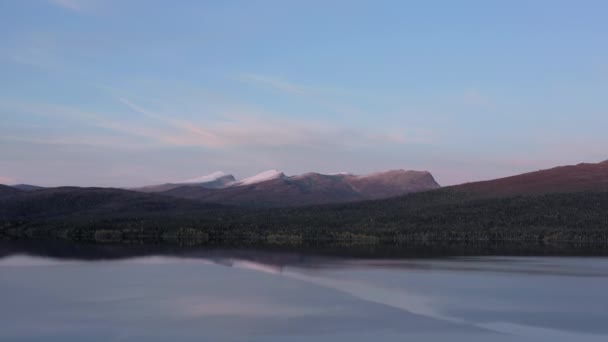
[1, 240, 607, 341]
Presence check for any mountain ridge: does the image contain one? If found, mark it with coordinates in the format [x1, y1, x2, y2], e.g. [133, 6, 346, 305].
[133, 173, 237, 193]
[160, 169, 440, 206]
[177, 171, 234, 185]
[11, 184, 45, 192]
[233, 169, 286, 187]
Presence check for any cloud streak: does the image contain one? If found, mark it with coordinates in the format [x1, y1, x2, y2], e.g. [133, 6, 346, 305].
[0, 134, 148, 149]
[1, 97, 432, 151]
[0, 100, 172, 147]
[118, 98, 225, 147]
[118, 98, 426, 148]
[238, 74, 307, 95]
[236, 73, 380, 121]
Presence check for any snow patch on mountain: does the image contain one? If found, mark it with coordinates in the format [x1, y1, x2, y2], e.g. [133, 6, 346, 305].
[178, 171, 230, 184]
[234, 170, 285, 186]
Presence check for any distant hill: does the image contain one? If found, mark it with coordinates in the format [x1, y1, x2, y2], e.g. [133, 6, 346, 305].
[450, 161, 608, 197]
[11, 184, 45, 192]
[0, 184, 22, 200]
[161, 170, 440, 206]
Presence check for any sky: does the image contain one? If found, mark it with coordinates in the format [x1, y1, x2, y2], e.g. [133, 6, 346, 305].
[1, 0, 607, 187]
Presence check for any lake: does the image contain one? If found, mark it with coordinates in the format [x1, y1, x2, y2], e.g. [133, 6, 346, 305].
[1, 241, 607, 341]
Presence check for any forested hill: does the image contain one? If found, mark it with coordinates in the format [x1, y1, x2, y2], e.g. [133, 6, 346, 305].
[1, 187, 607, 244]
[0, 184, 22, 200]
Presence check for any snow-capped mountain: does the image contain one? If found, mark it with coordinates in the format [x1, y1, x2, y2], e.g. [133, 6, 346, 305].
[132, 172, 236, 193]
[232, 170, 286, 187]
[177, 171, 232, 184]
[134, 170, 288, 193]
[158, 169, 441, 207]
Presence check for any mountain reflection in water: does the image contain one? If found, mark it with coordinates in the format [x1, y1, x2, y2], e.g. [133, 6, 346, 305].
[1, 240, 607, 342]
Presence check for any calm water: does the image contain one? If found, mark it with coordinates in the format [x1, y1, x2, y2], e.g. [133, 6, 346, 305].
[1, 242, 608, 341]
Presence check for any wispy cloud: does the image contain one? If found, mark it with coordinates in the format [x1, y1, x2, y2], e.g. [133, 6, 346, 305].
[2, 31, 61, 70]
[0, 134, 148, 149]
[238, 74, 307, 95]
[9, 46, 54, 69]
[236, 73, 379, 122]
[0, 100, 171, 147]
[119, 98, 429, 148]
[119, 97, 336, 147]
[1, 97, 432, 150]
[118, 98, 224, 146]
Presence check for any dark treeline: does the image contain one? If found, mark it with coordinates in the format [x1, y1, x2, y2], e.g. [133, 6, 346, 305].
[1, 187, 608, 245]
[3, 239, 608, 262]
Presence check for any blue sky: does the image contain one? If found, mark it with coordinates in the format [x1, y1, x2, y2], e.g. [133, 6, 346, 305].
[1, 0, 607, 186]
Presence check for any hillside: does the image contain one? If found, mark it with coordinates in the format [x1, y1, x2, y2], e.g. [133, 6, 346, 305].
[0, 184, 22, 200]
[0, 187, 223, 221]
[451, 161, 608, 197]
[11, 184, 45, 191]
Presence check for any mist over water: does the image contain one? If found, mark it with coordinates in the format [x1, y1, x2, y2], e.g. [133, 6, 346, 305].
[1, 241, 607, 342]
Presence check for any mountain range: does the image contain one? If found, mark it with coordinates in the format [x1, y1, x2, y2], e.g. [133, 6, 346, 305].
[136, 169, 440, 206]
[2, 161, 608, 207]
[1, 160, 607, 243]
[1, 168, 441, 207]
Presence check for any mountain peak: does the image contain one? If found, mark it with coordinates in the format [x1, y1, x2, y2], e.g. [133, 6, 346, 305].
[346, 169, 440, 199]
[235, 170, 286, 186]
[178, 171, 232, 184]
[328, 172, 352, 176]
